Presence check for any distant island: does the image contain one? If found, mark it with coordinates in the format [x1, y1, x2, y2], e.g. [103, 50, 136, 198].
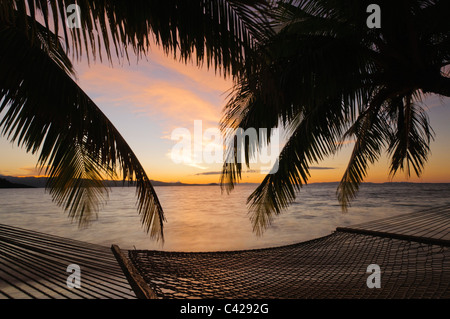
[1, 175, 445, 189]
[0, 175, 218, 188]
[0, 177, 35, 188]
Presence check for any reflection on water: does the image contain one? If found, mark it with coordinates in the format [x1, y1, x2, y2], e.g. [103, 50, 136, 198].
[0, 183, 449, 251]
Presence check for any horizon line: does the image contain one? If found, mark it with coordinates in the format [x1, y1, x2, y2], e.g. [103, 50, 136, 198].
[2, 174, 450, 186]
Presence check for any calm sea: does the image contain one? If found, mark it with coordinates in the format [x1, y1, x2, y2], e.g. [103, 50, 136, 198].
[0, 183, 449, 252]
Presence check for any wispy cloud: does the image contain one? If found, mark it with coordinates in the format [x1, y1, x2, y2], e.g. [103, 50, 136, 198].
[193, 167, 335, 176]
[194, 170, 223, 176]
[194, 170, 258, 176]
[78, 63, 226, 131]
[148, 47, 233, 94]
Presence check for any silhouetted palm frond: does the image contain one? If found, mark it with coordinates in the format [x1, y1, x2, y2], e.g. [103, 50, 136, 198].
[1, 0, 273, 240]
[221, 0, 448, 233]
[0, 18, 165, 239]
[4, 0, 272, 76]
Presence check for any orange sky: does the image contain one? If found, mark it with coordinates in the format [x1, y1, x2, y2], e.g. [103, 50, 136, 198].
[1, 46, 450, 185]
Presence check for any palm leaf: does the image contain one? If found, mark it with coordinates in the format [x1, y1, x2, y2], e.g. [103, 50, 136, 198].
[246, 97, 346, 235]
[220, 4, 374, 192]
[219, 0, 449, 235]
[0, 0, 276, 241]
[387, 94, 434, 177]
[44, 140, 114, 227]
[0, 19, 165, 240]
[7, 0, 272, 78]
[336, 90, 392, 210]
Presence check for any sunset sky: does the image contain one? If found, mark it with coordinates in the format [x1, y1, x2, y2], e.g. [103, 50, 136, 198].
[1, 46, 450, 184]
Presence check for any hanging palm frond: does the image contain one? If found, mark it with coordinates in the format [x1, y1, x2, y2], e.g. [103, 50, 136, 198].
[220, 0, 449, 234]
[5, 0, 272, 77]
[336, 90, 391, 210]
[1, 0, 274, 240]
[387, 94, 434, 178]
[0, 18, 164, 240]
[246, 97, 347, 234]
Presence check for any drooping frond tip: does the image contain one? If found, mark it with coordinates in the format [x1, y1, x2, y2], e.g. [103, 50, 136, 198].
[0, 17, 165, 241]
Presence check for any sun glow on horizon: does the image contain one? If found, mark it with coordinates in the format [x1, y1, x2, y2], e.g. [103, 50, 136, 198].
[1, 43, 450, 185]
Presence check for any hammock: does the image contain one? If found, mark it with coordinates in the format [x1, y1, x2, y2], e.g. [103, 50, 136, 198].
[1, 205, 449, 299]
[126, 205, 450, 299]
[0, 224, 135, 299]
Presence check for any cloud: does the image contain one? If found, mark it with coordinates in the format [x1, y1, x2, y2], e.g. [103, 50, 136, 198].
[194, 170, 223, 176]
[193, 166, 335, 175]
[77, 62, 225, 131]
[74, 46, 236, 177]
[194, 169, 260, 176]
[147, 47, 233, 94]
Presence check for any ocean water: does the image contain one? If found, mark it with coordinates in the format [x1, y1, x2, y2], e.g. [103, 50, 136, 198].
[0, 183, 449, 252]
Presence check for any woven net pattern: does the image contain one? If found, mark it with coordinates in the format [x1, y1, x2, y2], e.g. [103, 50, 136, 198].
[129, 231, 450, 299]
